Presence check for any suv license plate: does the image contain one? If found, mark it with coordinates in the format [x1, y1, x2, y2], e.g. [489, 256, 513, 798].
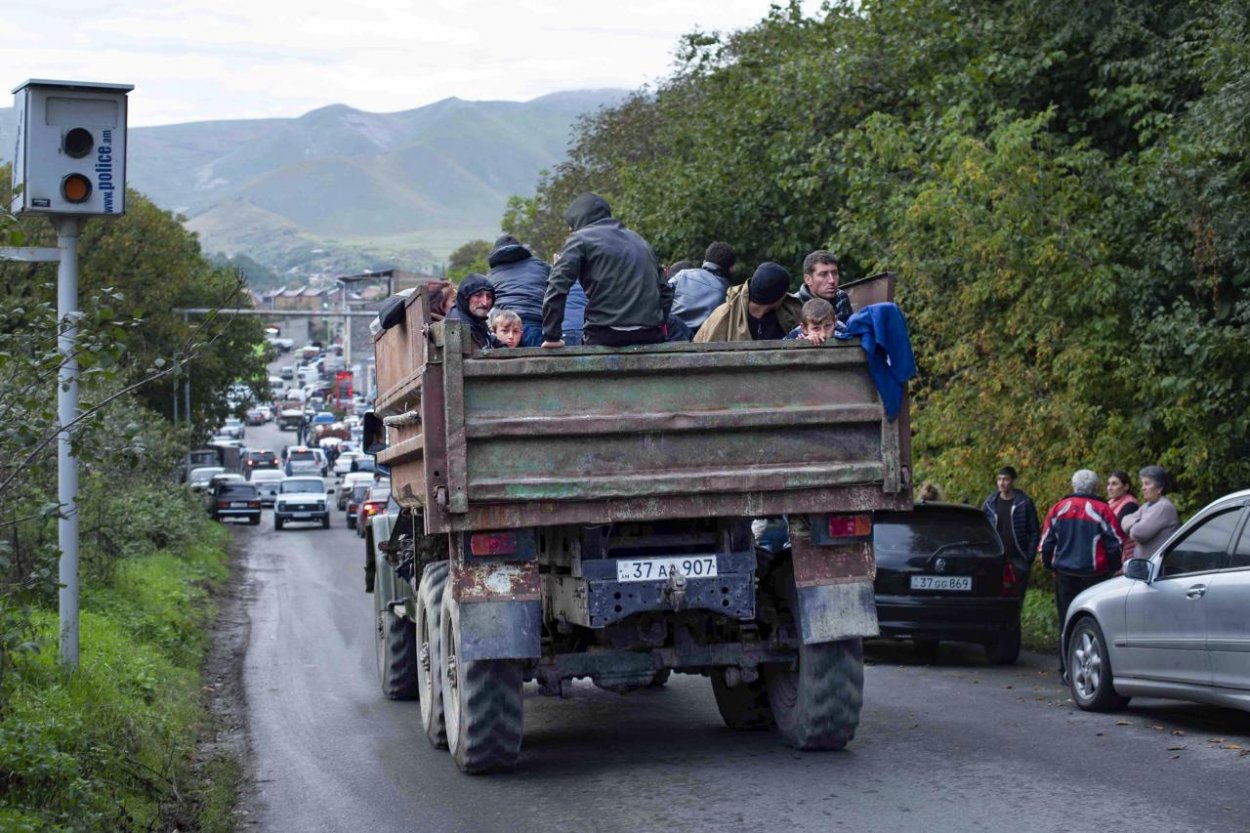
[292, 512, 311, 519]
[910, 575, 972, 591]
[617, 557, 717, 583]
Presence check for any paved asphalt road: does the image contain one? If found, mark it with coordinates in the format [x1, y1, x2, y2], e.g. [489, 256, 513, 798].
[234, 419, 1248, 833]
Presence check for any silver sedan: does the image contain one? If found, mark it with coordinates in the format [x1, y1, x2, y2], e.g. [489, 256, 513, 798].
[1063, 488, 1250, 713]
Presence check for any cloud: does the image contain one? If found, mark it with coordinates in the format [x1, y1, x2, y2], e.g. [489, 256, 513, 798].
[1, 0, 820, 125]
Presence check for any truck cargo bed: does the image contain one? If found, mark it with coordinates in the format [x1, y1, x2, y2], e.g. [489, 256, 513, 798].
[374, 275, 911, 534]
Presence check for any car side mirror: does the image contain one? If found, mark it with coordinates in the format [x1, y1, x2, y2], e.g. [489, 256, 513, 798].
[1123, 558, 1153, 582]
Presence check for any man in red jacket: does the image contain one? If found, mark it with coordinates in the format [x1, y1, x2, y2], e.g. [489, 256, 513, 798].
[1040, 468, 1125, 678]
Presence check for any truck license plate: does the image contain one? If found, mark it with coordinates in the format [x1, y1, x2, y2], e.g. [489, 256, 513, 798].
[617, 557, 717, 582]
[910, 575, 972, 591]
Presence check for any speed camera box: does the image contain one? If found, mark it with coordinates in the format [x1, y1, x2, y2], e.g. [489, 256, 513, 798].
[10, 79, 134, 216]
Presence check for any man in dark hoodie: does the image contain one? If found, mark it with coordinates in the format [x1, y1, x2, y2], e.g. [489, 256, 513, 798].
[542, 193, 672, 348]
[793, 250, 853, 324]
[488, 234, 587, 347]
[443, 273, 496, 349]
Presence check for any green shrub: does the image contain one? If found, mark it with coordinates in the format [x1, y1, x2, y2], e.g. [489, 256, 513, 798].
[0, 538, 229, 832]
[1021, 587, 1061, 654]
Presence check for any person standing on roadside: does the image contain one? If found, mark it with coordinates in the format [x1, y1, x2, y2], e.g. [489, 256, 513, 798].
[542, 193, 671, 348]
[1040, 469, 1124, 676]
[981, 466, 1041, 593]
[1120, 464, 1180, 559]
[1106, 470, 1140, 562]
[793, 250, 853, 324]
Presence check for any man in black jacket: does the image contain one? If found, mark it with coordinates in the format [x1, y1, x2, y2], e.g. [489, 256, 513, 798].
[542, 193, 672, 348]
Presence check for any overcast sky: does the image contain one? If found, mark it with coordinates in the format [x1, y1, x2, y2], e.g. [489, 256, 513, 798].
[2, 1, 817, 127]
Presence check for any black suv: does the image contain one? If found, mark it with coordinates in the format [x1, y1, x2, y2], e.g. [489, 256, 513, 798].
[243, 449, 279, 477]
[872, 502, 1024, 665]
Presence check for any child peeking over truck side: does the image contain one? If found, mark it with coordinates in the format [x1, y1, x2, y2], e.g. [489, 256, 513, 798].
[491, 309, 523, 348]
[783, 297, 844, 345]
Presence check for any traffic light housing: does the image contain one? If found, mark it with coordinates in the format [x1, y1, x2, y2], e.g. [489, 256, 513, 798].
[10, 79, 134, 216]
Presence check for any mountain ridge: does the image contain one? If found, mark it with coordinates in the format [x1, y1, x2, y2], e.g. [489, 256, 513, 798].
[0, 89, 621, 283]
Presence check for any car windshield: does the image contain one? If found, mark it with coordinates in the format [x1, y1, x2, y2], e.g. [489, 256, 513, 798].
[874, 510, 1001, 556]
[350, 484, 370, 501]
[366, 489, 391, 503]
[251, 471, 284, 482]
[219, 484, 258, 497]
[282, 478, 323, 493]
[288, 450, 315, 461]
[190, 468, 223, 482]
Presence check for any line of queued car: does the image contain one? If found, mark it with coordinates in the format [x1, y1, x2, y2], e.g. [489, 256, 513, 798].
[188, 437, 387, 534]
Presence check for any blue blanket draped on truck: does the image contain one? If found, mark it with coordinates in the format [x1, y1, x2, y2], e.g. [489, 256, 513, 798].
[834, 302, 916, 421]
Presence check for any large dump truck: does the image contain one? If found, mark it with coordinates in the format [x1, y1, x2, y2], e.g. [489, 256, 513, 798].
[365, 273, 911, 774]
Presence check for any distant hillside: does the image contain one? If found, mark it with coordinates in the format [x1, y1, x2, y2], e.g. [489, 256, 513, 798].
[1, 90, 621, 281]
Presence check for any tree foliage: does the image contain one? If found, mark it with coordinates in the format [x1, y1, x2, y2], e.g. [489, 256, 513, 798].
[446, 239, 491, 282]
[0, 170, 266, 675]
[508, 0, 1250, 510]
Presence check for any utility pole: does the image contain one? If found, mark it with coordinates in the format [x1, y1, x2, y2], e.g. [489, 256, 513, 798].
[4, 78, 133, 669]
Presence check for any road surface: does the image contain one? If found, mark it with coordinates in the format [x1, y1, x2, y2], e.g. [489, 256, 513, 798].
[232, 420, 1248, 833]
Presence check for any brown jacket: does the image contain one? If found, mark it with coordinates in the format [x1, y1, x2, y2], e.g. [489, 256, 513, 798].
[693, 283, 802, 343]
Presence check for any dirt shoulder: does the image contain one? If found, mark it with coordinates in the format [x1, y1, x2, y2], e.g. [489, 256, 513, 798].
[194, 527, 258, 832]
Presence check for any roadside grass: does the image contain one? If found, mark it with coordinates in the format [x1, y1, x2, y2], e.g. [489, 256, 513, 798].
[0, 527, 234, 833]
[1018, 558, 1060, 656]
[1021, 587, 1061, 653]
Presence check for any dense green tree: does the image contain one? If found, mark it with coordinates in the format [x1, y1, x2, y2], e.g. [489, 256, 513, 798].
[505, 0, 1250, 509]
[445, 239, 491, 281]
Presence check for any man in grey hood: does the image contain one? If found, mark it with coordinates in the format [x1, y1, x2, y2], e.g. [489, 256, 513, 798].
[542, 193, 672, 348]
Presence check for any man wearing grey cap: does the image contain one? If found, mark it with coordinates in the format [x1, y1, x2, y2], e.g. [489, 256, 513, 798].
[694, 262, 803, 343]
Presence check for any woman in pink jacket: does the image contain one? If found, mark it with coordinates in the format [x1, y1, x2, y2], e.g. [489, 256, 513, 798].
[1106, 470, 1140, 561]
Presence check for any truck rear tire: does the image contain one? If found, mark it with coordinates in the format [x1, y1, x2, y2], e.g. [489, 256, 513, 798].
[441, 591, 524, 774]
[764, 569, 864, 750]
[711, 671, 774, 730]
[416, 561, 450, 748]
[375, 587, 419, 700]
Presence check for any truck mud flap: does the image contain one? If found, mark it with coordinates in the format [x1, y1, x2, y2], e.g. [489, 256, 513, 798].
[791, 539, 879, 644]
[452, 560, 542, 662]
[457, 600, 541, 662]
[795, 582, 878, 644]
